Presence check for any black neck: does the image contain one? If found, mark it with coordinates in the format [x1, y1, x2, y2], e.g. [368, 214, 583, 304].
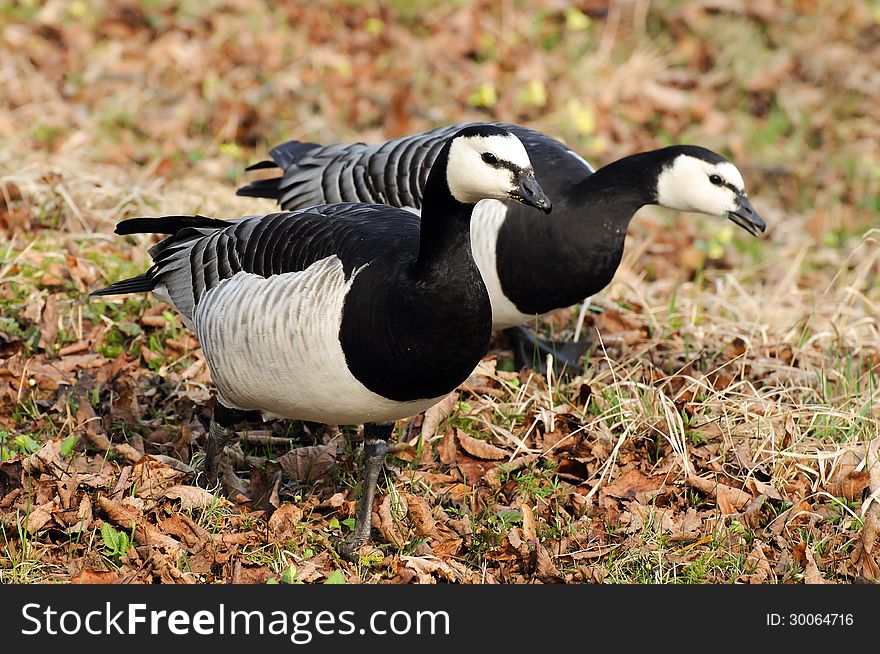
[571, 149, 664, 224]
[490, 148, 669, 316]
[414, 140, 476, 273]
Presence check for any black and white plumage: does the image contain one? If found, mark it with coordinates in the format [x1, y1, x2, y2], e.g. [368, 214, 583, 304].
[239, 122, 766, 371]
[92, 125, 551, 551]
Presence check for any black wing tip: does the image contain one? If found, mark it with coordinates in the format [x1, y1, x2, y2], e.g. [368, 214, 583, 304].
[89, 273, 154, 297]
[244, 159, 278, 172]
[267, 140, 321, 167]
[114, 215, 231, 236]
[235, 177, 283, 200]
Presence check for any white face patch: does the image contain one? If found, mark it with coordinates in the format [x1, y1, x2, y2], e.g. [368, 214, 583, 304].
[446, 133, 533, 204]
[655, 155, 746, 217]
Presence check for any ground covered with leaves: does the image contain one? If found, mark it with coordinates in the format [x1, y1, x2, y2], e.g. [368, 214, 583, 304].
[1, 0, 878, 584]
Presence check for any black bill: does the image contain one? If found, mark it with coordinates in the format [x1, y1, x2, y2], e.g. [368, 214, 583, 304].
[510, 173, 552, 214]
[727, 193, 766, 237]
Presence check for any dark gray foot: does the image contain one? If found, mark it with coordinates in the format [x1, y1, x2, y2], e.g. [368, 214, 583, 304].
[203, 403, 261, 486]
[504, 325, 589, 377]
[338, 421, 393, 561]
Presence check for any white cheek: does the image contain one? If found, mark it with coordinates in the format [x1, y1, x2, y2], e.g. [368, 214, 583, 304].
[715, 162, 745, 191]
[447, 156, 513, 203]
[727, 194, 740, 212]
[698, 186, 737, 216]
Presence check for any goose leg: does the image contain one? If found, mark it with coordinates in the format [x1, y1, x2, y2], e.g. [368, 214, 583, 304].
[204, 402, 261, 486]
[504, 325, 590, 377]
[339, 421, 393, 559]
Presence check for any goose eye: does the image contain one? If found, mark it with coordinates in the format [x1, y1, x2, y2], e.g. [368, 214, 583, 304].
[481, 152, 499, 165]
[709, 174, 723, 185]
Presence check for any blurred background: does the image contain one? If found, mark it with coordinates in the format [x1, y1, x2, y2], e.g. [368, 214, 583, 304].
[1, 1, 879, 583]
[2, 0, 878, 231]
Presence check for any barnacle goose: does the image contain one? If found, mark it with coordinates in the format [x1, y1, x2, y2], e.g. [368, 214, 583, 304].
[92, 125, 551, 552]
[239, 122, 766, 372]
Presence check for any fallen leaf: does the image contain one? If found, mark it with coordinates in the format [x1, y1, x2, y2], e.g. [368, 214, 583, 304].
[75, 393, 112, 452]
[97, 495, 181, 553]
[803, 546, 826, 584]
[827, 469, 870, 503]
[534, 544, 563, 583]
[163, 485, 217, 510]
[400, 555, 463, 584]
[277, 437, 338, 483]
[401, 492, 436, 538]
[456, 430, 508, 460]
[849, 512, 878, 582]
[687, 474, 751, 512]
[0, 459, 23, 498]
[268, 503, 303, 544]
[603, 469, 666, 500]
[419, 392, 457, 442]
[38, 293, 58, 351]
[740, 540, 772, 584]
[23, 440, 65, 477]
[26, 501, 56, 534]
[71, 569, 120, 584]
[521, 503, 537, 543]
[438, 429, 457, 465]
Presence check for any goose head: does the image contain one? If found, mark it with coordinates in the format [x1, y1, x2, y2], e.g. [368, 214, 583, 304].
[654, 146, 765, 236]
[446, 126, 552, 214]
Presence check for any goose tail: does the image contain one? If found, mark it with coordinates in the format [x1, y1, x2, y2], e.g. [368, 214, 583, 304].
[91, 215, 233, 297]
[236, 140, 320, 200]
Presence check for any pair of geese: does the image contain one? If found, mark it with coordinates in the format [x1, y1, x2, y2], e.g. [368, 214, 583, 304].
[93, 122, 766, 552]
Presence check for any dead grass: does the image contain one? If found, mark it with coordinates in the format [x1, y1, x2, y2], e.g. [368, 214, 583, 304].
[0, 0, 878, 584]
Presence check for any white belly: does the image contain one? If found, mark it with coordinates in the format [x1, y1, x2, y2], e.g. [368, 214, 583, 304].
[193, 257, 446, 424]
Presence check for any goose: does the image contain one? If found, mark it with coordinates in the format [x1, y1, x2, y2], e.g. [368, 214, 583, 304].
[238, 122, 766, 373]
[91, 125, 551, 553]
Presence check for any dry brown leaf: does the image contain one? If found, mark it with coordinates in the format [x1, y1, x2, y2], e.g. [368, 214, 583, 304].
[97, 495, 181, 553]
[267, 503, 303, 544]
[593, 308, 644, 335]
[75, 394, 112, 452]
[484, 454, 539, 490]
[71, 569, 120, 584]
[56, 474, 79, 509]
[603, 469, 666, 500]
[114, 443, 143, 464]
[163, 485, 217, 510]
[64, 494, 94, 535]
[456, 430, 508, 461]
[507, 527, 523, 551]
[23, 440, 65, 477]
[827, 469, 871, 503]
[534, 544, 563, 583]
[438, 429, 457, 465]
[38, 293, 58, 351]
[687, 474, 751, 512]
[803, 546, 826, 584]
[849, 512, 879, 582]
[376, 493, 405, 545]
[745, 478, 784, 502]
[741, 540, 772, 584]
[131, 457, 185, 498]
[419, 392, 457, 442]
[277, 437, 338, 483]
[865, 438, 880, 518]
[159, 514, 211, 549]
[401, 492, 437, 538]
[26, 501, 55, 534]
[400, 555, 463, 584]
[625, 502, 676, 533]
[521, 503, 537, 543]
